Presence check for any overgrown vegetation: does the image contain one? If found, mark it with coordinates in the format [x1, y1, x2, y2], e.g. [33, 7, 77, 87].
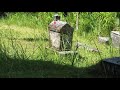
[0, 12, 119, 78]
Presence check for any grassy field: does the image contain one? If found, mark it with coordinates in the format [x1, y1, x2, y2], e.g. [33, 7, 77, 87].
[0, 12, 119, 78]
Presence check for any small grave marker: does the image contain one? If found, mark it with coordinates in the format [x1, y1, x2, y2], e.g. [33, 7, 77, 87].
[98, 36, 109, 44]
[111, 31, 120, 48]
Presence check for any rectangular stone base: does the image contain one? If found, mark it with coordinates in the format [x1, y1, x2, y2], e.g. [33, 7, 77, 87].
[58, 51, 78, 55]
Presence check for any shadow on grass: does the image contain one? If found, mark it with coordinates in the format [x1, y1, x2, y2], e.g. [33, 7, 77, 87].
[22, 38, 49, 42]
[6, 37, 49, 42]
[0, 48, 106, 78]
[0, 55, 106, 78]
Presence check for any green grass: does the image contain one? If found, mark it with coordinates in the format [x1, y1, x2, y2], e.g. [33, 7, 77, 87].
[0, 12, 119, 78]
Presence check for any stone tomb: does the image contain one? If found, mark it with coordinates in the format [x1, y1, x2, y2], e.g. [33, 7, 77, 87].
[102, 57, 120, 77]
[48, 14, 74, 51]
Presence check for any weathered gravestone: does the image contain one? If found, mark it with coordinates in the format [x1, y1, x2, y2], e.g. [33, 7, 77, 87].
[111, 31, 120, 48]
[98, 36, 109, 44]
[48, 14, 74, 51]
[48, 14, 78, 66]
